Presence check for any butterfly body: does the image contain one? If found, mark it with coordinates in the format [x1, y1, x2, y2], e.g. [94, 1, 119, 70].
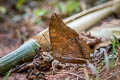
[49, 13, 92, 64]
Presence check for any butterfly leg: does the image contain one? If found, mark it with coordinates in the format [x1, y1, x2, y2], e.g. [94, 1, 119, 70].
[55, 56, 88, 64]
[51, 59, 63, 74]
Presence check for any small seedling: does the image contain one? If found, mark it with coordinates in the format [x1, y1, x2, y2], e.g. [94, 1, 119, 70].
[87, 61, 99, 80]
[110, 35, 120, 67]
[104, 52, 109, 70]
[2, 69, 12, 80]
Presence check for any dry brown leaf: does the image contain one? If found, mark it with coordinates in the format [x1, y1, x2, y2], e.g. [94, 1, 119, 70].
[90, 27, 120, 41]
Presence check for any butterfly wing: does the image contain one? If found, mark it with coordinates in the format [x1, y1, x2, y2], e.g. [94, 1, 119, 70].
[49, 13, 85, 60]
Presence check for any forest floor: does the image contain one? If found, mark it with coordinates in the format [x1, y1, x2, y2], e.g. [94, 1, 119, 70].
[0, 0, 120, 80]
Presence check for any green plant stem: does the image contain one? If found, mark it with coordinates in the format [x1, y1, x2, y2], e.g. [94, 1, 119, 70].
[0, 40, 39, 74]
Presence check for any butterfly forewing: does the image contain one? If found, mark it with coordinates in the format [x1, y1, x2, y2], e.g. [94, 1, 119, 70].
[49, 13, 90, 63]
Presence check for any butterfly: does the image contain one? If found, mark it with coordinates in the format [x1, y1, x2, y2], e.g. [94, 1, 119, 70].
[49, 13, 92, 64]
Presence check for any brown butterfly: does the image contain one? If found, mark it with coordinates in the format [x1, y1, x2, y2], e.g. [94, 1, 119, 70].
[49, 13, 92, 64]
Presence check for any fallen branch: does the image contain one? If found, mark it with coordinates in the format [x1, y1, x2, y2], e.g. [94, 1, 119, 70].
[0, 40, 39, 74]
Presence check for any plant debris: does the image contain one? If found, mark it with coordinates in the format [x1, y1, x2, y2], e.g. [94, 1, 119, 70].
[0, 1, 120, 80]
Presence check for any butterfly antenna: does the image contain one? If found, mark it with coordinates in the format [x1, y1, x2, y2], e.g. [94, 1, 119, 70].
[42, 34, 49, 44]
[42, 34, 52, 49]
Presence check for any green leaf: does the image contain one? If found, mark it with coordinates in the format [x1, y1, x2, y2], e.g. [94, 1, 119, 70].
[111, 35, 120, 60]
[66, 0, 80, 14]
[34, 9, 47, 17]
[110, 35, 120, 66]
[0, 6, 6, 14]
[104, 52, 109, 70]
[110, 38, 116, 62]
[113, 35, 119, 47]
[118, 50, 120, 61]
[57, 2, 65, 13]
[16, 0, 25, 9]
[111, 38, 116, 54]
[2, 70, 12, 80]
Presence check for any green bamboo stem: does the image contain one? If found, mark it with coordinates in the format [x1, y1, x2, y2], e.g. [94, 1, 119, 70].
[0, 40, 39, 74]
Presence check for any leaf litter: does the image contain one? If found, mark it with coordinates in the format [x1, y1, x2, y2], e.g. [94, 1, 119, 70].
[0, 10, 120, 80]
